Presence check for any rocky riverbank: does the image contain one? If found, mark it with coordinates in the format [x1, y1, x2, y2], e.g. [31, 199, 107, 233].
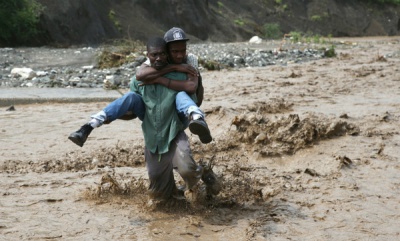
[0, 40, 337, 89]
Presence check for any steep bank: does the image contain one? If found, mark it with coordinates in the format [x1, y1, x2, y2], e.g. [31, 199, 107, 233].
[36, 0, 400, 46]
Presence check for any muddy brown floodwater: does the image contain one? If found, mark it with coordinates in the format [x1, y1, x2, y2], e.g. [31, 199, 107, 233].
[1, 37, 400, 240]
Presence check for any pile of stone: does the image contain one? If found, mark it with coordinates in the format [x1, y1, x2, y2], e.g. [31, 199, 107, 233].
[191, 42, 325, 69]
[0, 40, 328, 89]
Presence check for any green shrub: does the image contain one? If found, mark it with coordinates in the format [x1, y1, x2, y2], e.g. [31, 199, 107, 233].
[289, 31, 303, 43]
[263, 23, 281, 39]
[323, 45, 336, 58]
[108, 10, 122, 32]
[288, 31, 334, 45]
[234, 19, 245, 26]
[0, 0, 44, 46]
[310, 15, 322, 21]
[313, 34, 321, 43]
[274, 0, 288, 12]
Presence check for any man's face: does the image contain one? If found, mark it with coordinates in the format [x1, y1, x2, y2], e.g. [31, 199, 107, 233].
[167, 41, 187, 64]
[147, 46, 168, 70]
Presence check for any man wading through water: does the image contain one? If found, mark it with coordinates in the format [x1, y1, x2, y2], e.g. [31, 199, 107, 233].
[68, 35, 220, 202]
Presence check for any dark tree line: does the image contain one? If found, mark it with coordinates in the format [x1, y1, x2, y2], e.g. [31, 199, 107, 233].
[0, 0, 43, 46]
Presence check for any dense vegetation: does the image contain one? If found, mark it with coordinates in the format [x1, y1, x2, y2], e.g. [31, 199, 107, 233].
[0, 0, 398, 46]
[0, 0, 43, 46]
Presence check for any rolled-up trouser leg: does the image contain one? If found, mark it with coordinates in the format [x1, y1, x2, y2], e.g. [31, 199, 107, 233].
[171, 131, 203, 190]
[176, 91, 204, 128]
[145, 131, 202, 200]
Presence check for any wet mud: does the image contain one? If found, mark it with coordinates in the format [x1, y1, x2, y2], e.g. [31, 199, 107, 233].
[1, 37, 400, 240]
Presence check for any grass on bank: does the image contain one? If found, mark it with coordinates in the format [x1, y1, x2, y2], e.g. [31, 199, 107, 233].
[97, 39, 145, 69]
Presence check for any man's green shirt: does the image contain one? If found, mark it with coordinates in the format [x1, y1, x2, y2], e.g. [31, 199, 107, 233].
[131, 72, 196, 154]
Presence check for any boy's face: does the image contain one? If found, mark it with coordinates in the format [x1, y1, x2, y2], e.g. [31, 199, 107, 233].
[147, 46, 168, 70]
[167, 41, 187, 64]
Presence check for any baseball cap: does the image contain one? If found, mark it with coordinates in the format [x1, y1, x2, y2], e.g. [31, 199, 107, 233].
[164, 27, 189, 43]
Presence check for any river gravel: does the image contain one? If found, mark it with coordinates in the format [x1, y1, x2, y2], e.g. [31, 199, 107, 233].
[0, 40, 335, 89]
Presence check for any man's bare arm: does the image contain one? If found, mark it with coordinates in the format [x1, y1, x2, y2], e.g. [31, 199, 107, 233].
[140, 74, 198, 94]
[136, 63, 198, 82]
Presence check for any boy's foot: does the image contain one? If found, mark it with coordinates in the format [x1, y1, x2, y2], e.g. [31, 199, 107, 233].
[189, 117, 212, 144]
[68, 123, 93, 147]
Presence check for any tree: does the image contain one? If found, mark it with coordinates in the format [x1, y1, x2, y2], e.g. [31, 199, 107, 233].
[0, 0, 43, 46]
